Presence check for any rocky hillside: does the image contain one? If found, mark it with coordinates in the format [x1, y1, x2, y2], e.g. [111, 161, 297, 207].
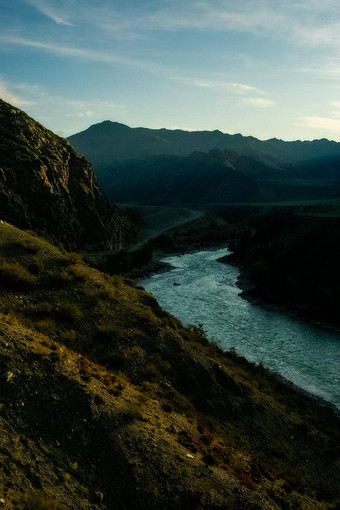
[0, 221, 339, 509]
[0, 100, 133, 251]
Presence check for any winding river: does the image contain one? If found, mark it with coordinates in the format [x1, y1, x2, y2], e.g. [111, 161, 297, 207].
[139, 248, 340, 409]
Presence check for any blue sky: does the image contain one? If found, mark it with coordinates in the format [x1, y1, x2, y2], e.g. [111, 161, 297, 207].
[1, 0, 340, 140]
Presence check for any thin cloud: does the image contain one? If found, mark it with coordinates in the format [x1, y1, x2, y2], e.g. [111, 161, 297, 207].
[17, 0, 340, 55]
[175, 77, 213, 88]
[192, 80, 212, 88]
[26, 0, 74, 26]
[330, 101, 340, 109]
[330, 102, 340, 118]
[242, 97, 275, 108]
[229, 82, 263, 94]
[0, 36, 120, 61]
[0, 77, 126, 136]
[296, 116, 340, 132]
[0, 79, 36, 106]
[292, 21, 340, 49]
[0, 36, 170, 75]
[301, 59, 340, 81]
[176, 77, 266, 95]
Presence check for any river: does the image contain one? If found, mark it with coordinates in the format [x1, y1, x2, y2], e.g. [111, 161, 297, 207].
[139, 247, 340, 409]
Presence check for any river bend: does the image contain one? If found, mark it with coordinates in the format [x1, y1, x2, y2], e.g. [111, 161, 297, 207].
[139, 248, 340, 409]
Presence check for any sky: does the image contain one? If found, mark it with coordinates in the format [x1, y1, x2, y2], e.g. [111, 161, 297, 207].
[1, 0, 340, 140]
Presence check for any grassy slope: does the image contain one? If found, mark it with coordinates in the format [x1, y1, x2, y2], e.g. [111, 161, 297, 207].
[0, 222, 339, 510]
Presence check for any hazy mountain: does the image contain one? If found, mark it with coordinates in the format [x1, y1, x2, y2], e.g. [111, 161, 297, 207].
[86, 148, 340, 205]
[103, 149, 279, 204]
[68, 120, 340, 170]
[68, 121, 340, 205]
[0, 100, 133, 250]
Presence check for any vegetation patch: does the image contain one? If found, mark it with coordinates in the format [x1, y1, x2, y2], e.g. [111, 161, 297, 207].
[19, 491, 67, 510]
[57, 303, 83, 322]
[0, 260, 36, 288]
[34, 319, 56, 334]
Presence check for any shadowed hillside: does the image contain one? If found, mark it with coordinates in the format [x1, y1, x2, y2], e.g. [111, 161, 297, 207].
[0, 221, 339, 509]
[0, 100, 134, 251]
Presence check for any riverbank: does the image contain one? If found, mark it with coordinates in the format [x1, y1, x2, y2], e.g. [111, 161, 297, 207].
[219, 208, 340, 331]
[125, 204, 340, 333]
[217, 252, 340, 335]
[139, 248, 340, 409]
[132, 237, 340, 336]
[139, 249, 340, 413]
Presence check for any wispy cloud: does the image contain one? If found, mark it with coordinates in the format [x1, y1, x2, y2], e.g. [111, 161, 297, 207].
[175, 76, 274, 108]
[0, 76, 125, 135]
[176, 77, 265, 94]
[0, 79, 36, 106]
[228, 83, 264, 95]
[65, 100, 124, 120]
[299, 59, 340, 81]
[0, 36, 123, 62]
[26, 0, 74, 25]
[330, 101, 340, 118]
[296, 116, 340, 132]
[0, 36, 171, 75]
[20, 0, 340, 52]
[242, 97, 275, 108]
[144, 0, 340, 53]
[294, 100, 340, 133]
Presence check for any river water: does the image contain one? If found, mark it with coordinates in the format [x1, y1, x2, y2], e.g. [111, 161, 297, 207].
[139, 248, 340, 409]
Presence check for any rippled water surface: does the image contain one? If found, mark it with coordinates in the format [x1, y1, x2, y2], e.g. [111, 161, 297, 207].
[139, 248, 340, 408]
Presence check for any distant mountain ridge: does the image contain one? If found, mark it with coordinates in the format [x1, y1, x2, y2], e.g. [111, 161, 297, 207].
[68, 120, 340, 170]
[0, 101, 133, 250]
[68, 121, 340, 205]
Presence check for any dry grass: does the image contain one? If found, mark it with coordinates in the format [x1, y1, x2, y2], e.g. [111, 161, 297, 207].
[0, 221, 339, 510]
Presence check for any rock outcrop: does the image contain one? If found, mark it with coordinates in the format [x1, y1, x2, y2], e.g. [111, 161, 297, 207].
[0, 99, 133, 250]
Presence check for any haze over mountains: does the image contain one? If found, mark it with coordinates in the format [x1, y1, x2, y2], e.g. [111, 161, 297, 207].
[68, 121, 340, 205]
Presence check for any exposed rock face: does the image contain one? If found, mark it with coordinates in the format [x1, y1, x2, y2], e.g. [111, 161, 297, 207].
[0, 100, 133, 250]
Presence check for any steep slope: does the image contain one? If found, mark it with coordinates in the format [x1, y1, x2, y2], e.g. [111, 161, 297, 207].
[0, 222, 339, 509]
[0, 100, 133, 251]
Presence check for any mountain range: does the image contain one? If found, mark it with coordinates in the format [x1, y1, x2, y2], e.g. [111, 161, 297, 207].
[68, 121, 340, 205]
